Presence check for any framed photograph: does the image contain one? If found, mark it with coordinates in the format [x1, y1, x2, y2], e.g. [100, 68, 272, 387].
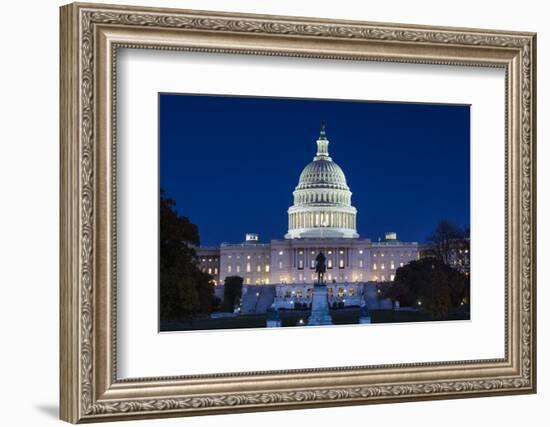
[60, 2, 537, 423]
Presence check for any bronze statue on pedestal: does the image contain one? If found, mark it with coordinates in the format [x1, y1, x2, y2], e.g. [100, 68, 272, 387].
[315, 251, 327, 286]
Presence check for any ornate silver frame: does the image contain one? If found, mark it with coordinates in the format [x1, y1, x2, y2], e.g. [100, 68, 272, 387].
[60, 2, 537, 423]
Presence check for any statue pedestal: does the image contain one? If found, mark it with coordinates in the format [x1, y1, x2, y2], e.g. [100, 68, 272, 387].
[307, 285, 333, 326]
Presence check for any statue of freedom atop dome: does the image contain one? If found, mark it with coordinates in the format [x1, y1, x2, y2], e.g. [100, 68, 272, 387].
[315, 251, 327, 286]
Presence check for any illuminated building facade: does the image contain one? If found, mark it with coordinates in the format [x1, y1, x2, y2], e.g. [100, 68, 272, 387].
[197, 124, 419, 286]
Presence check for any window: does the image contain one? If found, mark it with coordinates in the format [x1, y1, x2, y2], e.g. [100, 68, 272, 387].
[208, 268, 212, 274]
[247, 255, 251, 259]
[359, 250, 363, 254]
[227, 265, 232, 273]
[298, 259, 304, 270]
[400, 262, 404, 267]
[390, 261, 395, 269]
[214, 267, 218, 274]
[310, 260, 315, 269]
[279, 250, 283, 255]
[246, 278, 251, 284]
[381, 275, 386, 281]
[339, 259, 344, 269]
[373, 263, 377, 271]
[257, 264, 261, 272]
[381, 263, 385, 270]
[265, 265, 270, 273]
[279, 261, 283, 269]
[236, 265, 241, 273]
[328, 259, 333, 269]
[390, 274, 395, 281]
[359, 259, 363, 268]
[328, 250, 332, 255]
[246, 263, 251, 273]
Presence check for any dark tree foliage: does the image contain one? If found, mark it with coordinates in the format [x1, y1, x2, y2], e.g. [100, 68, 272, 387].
[427, 220, 469, 264]
[223, 276, 244, 312]
[381, 258, 469, 320]
[160, 190, 216, 320]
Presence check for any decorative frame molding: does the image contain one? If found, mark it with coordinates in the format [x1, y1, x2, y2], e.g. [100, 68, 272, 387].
[60, 2, 536, 423]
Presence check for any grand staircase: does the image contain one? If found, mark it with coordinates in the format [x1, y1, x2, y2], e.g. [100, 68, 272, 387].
[240, 285, 276, 314]
[362, 283, 393, 310]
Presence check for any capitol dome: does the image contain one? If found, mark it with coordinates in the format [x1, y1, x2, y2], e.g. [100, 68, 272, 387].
[297, 159, 349, 191]
[285, 123, 359, 239]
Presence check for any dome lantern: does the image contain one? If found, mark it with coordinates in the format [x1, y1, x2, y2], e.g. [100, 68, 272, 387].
[315, 121, 331, 160]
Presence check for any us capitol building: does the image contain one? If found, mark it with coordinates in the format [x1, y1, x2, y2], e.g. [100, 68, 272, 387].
[197, 124, 419, 307]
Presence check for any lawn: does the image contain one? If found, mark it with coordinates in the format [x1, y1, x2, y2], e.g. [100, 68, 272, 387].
[371, 307, 470, 323]
[160, 306, 469, 331]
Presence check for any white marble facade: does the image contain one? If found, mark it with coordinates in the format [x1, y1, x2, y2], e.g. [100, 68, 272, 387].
[197, 124, 419, 287]
[199, 237, 418, 286]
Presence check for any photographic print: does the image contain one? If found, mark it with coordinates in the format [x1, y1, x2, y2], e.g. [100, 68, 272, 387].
[159, 94, 471, 332]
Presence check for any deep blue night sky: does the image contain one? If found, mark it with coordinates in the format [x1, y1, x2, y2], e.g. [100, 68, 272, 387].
[159, 94, 470, 246]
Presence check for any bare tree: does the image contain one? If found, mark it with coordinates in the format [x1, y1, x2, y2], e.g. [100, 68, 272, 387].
[427, 220, 468, 265]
